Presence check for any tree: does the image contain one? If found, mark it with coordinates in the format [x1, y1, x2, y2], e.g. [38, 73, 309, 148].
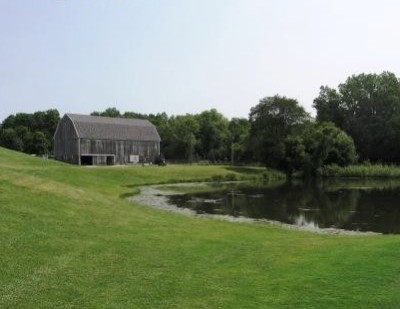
[2, 115, 16, 128]
[0, 109, 60, 154]
[169, 115, 199, 162]
[313, 72, 400, 162]
[283, 136, 306, 175]
[302, 122, 356, 174]
[123, 111, 147, 119]
[0, 128, 24, 151]
[196, 109, 230, 162]
[14, 126, 32, 153]
[40, 109, 60, 140]
[228, 118, 250, 164]
[284, 122, 357, 176]
[31, 131, 49, 155]
[91, 107, 121, 118]
[147, 113, 172, 159]
[249, 95, 310, 168]
[313, 86, 344, 128]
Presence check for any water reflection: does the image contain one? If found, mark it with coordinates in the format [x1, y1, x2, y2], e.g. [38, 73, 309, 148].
[167, 179, 400, 234]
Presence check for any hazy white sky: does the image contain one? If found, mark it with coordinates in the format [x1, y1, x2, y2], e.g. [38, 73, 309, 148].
[1, 0, 400, 121]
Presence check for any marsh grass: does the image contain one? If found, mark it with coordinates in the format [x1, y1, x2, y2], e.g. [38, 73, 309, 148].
[2, 147, 400, 308]
[322, 163, 400, 178]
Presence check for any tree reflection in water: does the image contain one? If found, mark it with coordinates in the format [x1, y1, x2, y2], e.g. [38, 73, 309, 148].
[167, 179, 400, 234]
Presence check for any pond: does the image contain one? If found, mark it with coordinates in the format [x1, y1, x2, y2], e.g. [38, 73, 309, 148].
[165, 179, 400, 234]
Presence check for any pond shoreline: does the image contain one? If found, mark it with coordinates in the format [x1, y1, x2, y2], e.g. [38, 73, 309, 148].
[128, 183, 379, 236]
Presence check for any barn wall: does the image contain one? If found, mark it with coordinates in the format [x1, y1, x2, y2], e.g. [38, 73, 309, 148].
[53, 116, 79, 164]
[80, 139, 160, 165]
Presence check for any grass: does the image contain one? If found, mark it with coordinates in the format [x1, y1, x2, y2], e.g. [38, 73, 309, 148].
[2, 147, 400, 308]
[322, 163, 400, 178]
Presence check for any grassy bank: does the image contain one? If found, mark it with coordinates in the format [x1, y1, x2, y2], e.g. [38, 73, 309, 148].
[2, 147, 400, 308]
[322, 163, 400, 178]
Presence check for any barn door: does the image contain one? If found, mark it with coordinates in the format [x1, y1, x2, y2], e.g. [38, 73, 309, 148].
[106, 156, 115, 165]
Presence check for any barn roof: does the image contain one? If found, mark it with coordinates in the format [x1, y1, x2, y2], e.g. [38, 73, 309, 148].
[66, 114, 161, 142]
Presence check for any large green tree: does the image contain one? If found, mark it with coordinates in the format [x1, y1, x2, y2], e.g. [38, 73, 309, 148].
[284, 122, 357, 176]
[249, 95, 310, 168]
[196, 109, 230, 162]
[314, 72, 400, 162]
[31, 131, 50, 155]
[228, 118, 250, 164]
[169, 115, 200, 162]
[303, 122, 356, 175]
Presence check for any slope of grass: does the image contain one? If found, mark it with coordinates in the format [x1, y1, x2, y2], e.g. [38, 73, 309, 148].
[1, 147, 400, 308]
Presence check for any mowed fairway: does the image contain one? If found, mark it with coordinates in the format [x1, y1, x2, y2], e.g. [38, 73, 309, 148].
[1, 147, 400, 308]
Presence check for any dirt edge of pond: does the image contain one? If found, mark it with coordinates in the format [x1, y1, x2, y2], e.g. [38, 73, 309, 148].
[127, 183, 380, 236]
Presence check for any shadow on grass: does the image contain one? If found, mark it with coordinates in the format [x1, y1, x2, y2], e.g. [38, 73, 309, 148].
[224, 166, 265, 175]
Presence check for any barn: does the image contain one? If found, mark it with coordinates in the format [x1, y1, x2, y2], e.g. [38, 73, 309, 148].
[53, 114, 161, 165]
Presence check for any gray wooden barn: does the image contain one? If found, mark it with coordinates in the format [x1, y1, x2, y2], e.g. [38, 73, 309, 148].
[53, 114, 161, 165]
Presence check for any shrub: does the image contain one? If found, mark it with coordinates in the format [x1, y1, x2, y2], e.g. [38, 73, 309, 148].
[224, 173, 238, 181]
[210, 175, 224, 182]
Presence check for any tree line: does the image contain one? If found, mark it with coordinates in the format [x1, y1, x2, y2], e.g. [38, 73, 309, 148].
[92, 107, 250, 164]
[0, 109, 60, 155]
[314, 71, 400, 163]
[1, 71, 400, 175]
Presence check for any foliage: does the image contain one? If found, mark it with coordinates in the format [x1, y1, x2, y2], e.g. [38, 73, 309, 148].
[0, 109, 59, 154]
[91, 107, 122, 117]
[229, 117, 251, 163]
[283, 135, 306, 174]
[0, 128, 24, 151]
[302, 122, 357, 173]
[89, 107, 237, 163]
[249, 95, 310, 168]
[4, 71, 400, 167]
[313, 86, 345, 128]
[314, 72, 400, 162]
[196, 109, 230, 162]
[169, 114, 199, 162]
[321, 163, 400, 178]
[31, 131, 50, 155]
[284, 122, 357, 176]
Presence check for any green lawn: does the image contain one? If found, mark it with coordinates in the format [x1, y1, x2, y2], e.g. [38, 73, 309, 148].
[1, 147, 400, 308]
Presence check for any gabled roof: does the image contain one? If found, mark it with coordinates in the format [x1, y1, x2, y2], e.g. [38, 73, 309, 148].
[65, 114, 161, 142]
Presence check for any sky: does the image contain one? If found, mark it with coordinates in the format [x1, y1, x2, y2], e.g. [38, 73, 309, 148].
[1, 0, 400, 122]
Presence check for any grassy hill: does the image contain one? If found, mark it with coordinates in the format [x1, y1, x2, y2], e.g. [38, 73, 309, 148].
[1, 147, 400, 308]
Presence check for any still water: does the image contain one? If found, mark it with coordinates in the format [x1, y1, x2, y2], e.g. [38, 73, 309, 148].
[166, 180, 400, 234]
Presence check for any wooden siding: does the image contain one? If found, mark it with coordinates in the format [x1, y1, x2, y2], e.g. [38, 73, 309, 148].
[54, 114, 161, 165]
[80, 138, 160, 165]
[53, 115, 80, 164]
